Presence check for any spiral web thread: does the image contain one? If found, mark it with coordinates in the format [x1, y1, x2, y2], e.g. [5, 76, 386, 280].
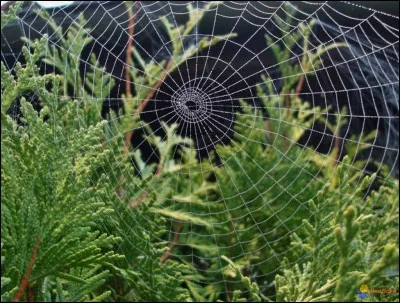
[1, 1, 399, 300]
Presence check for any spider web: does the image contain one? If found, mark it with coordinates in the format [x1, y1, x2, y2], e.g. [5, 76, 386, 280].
[1, 1, 399, 300]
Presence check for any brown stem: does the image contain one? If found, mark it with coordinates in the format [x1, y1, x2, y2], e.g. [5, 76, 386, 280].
[122, 2, 144, 155]
[123, 0, 173, 157]
[123, 59, 174, 157]
[334, 135, 341, 164]
[295, 74, 305, 96]
[119, 2, 139, 199]
[122, 59, 174, 202]
[128, 192, 148, 208]
[283, 93, 290, 151]
[160, 223, 183, 264]
[125, 2, 138, 100]
[263, 119, 271, 142]
[122, 2, 138, 156]
[13, 236, 41, 302]
[139, 59, 174, 114]
[296, 64, 308, 96]
[283, 66, 307, 151]
[284, 93, 290, 112]
[123, 130, 132, 157]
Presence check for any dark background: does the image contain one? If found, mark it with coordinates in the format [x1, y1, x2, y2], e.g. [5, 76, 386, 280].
[2, 1, 399, 175]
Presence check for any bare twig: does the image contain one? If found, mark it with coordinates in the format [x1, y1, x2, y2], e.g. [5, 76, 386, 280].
[295, 63, 308, 96]
[119, 2, 139, 199]
[282, 65, 307, 151]
[283, 93, 291, 151]
[123, 2, 139, 157]
[295, 74, 305, 96]
[128, 192, 148, 208]
[160, 224, 183, 263]
[13, 237, 41, 302]
[138, 59, 174, 114]
[124, 2, 139, 100]
[123, 55, 174, 158]
[334, 135, 341, 164]
[125, 58, 174, 166]
[160, 223, 183, 264]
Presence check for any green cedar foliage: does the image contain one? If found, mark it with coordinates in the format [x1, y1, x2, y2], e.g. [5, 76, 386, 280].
[1, 2, 399, 302]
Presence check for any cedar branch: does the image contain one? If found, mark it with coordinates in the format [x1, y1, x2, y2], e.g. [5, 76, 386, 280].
[123, 56, 174, 158]
[13, 236, 41, 302]
[125, 58, 174, 167]
[125, 60, 174, 203]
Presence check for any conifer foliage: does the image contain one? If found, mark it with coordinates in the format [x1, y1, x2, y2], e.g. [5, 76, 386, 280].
[1, 2, 399, 302]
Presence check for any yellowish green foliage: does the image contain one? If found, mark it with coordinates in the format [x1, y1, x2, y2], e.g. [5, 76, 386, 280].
[1, 2, 398, 302]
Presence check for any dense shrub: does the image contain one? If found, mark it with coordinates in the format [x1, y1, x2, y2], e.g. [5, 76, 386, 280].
[1, 3, 398, 302]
